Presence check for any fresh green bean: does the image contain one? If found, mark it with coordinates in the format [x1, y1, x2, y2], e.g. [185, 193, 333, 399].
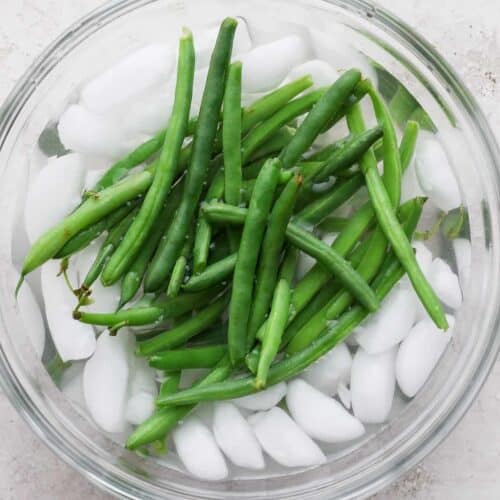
[156, 252, 408, 407]
[74, 285, 225, 327]
[19, 169, 155, 282]
[183, 252, 237, 292]
[188, 322, 228, 346]
[246, 126, 296, 164]
[242, 75, 313, 132]
[247, 175, 302, 343]
[294, 175, 365, 225]
[81, 207, 138, 291]
[159, 372, 181, 399]
[223, 62, 243, 209]
[241, 88, 327, 164]
[287, 197, 424, 352]
[100, 31, 195, 286]
[279, 69, 362, 169]
[90, 128, 166, 194]
[255, 278, 290, 388]
[149, 345, 227, 370]
[144, 19, 237, 292]
[119, 179, 184, 308]
[136, 295, 229, 356]
[56, 200, 140, 258]
[318, 216, 349, 233]
[363, 80, 402, 207]
[399, 120, 420, 170]
[166, 226, 194, 298]
[313, 126, 383, 183]
[228, 158, 281, 364]
[126, 356, 232, 449]
[202, 201, 379, 312]
[192, 166, 225, 274]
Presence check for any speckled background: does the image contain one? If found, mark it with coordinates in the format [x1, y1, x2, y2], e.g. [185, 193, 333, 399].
[1, 1, 499, 498]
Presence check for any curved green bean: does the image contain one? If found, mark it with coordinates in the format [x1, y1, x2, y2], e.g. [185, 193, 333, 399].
[256, 278, 290, 388]
[149, 345, 227, 370]
[74, 285, 225, 327]
[183, 252, 237, 292]
[144, 19, 237, 292]
[228, 158, 281, 364]
[119, 179, 184, 308]
[136, 295, 229, 356]
[247, 175, 302, 342]
[279, 69, 362, 169]
[101, 31, 195, 286]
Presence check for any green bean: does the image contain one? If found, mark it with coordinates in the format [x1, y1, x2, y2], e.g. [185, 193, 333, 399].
[74, 285, 225, 327]
[126, 355, 232, 449]
[241, 88, 327, 163]
[183, 252, 237, 292]
[90, 128, 167, 194]
[307, 135, 351, 162]
[287, 197, 424, 352]
[242, 75, 313, 132]
[363, 80, 402, 207]
[240, 170, 294, 203]
[189, 322, 228, 346]
[192, 166, 225, 274]
[80, 207, 138, 291]
[294, 175, 365, 225]
[318, 216, 349, 233]
[247, 175, 302, 343]
[202, 201, 379, 311]
[255, 278, 290, 388]
[223, 61, 243, 208]
[136, 295, 229, 356]
[100, 32, 195, 286]
[144, 19, 237, 292]
[313, 126, 383, 183]
[279, 69, 362, 169]
[246, 126, 296, 163]
[228, 158, 281, 364]
[149, 345, 227, 370]
[159, 372, 181, 399]
[119, 179, 184, 308]
[55, 200, 140, 258]
[399, 120, 420, 170]
[19, 169, 155, 283]
[156, 253, 408, 407]
[166, 226, 194, 298]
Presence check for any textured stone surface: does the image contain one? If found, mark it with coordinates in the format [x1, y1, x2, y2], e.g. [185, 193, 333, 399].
[1, 1, 499, 498]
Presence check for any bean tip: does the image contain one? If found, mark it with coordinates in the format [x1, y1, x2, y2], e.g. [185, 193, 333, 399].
[72, 309, 82, 320]
[14, 275, 25, 298]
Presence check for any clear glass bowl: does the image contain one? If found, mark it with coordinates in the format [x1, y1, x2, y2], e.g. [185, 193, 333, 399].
[0, 0, 499, 498]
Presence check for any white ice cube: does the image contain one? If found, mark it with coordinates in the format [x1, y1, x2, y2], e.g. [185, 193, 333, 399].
[396, 315, 454, 398]
[354, 285, 418, 354]
[212, 402, 265, 469]
[232, 382, 287, 411]
[429, 258, 462, 310]
[173, 415, 228, 481]
[125, 392, 155, 426]
[59, 362, 86, 410]
[337, 381, 351, 409]
[302, 343, 352, 396]
[58, 104, 146, 159]
[24, 154, 85, 243]
[240, 35, 310, 93]
[83, 331, 134, 433]
[284, 59, 337, 89]
[81, 44, 175, 113]
[41, 260, 96, 362]
[250, 407, 325, 467]
[287, 379, 364, 443]
[351, 347, 397, 424]
[415, 133, 461, 212]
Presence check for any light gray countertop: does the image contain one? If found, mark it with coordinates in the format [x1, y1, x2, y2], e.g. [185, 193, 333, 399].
[1, 1, 499, 498]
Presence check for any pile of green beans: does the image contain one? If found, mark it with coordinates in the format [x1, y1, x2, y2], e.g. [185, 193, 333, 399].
[17, 18, 449, 453]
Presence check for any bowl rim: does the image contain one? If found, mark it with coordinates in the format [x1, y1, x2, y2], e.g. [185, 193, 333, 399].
[0, 0, 499, 498]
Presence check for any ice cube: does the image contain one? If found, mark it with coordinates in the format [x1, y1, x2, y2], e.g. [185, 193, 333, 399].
[429, 257, 462, 310]
[232, 381, 286, 411]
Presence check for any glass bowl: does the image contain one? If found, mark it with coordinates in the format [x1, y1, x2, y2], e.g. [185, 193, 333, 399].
[0, 0, 499, 498]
